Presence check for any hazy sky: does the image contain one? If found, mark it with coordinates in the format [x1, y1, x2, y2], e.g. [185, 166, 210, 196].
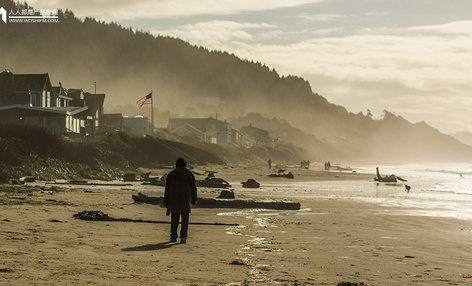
[31, 0, 472, 133]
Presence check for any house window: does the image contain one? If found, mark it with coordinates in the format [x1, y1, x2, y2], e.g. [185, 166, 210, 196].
[211, 137, 217, 144]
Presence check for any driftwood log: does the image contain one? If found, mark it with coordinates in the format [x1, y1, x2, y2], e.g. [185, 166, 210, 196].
[132, 192, 301, 210]
[73, 210, 238, 226]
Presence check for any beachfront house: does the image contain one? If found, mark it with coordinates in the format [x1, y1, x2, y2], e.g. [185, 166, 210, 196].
[167, 117, 232, 144]
[83, 92, 105, 135]
[231, 127, 256, 148]
[0, 70, 88, 137]
[64, 88, 105, 136]
[240, 123, 272, 146]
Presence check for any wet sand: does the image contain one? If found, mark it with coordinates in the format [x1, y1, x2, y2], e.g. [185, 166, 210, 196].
[2, 165, 472, 285]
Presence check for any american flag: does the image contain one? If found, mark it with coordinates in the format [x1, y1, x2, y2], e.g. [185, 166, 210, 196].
[136, 92, 152, 108]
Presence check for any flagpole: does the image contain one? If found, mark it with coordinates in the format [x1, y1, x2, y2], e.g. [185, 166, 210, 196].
[151, 90, 154, 138]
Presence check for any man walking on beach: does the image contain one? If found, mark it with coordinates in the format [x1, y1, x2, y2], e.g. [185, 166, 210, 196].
[164, 158, 198, 243]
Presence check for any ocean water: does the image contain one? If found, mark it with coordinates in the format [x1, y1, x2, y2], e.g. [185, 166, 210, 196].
[229, 163, 472, 220]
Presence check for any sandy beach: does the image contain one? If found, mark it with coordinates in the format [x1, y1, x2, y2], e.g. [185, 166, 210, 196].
[2, 165, 472, 285]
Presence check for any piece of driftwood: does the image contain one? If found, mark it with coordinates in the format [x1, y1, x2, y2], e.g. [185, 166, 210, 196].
[267, 172, 294, 179]
[49, 181, 133, 186]
[132, 193, 301, 210]
[374, 167, 407, 183]
[73, 210, 237, 226]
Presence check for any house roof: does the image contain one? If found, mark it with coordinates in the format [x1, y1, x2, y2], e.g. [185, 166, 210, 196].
[172, 124, 205, 135]
[12, 73, 52, 93]
[84, 92, 105, 114]
[52, 86, 73, 100]
[169, 117, 229, 132]
[169, 118, 212, 130]
[241, 125, 270, 136]
[0, 104, 88, 116]
[67, 88, 84, 100]
[52, 86, 63, 94]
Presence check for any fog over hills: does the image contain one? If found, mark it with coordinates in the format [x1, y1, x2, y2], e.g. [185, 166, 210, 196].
[1, 0, 472, 164]
[451, 132, 472, 147]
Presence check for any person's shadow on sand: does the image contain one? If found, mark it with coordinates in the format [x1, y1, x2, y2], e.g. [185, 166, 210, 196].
[121, 241, 177, 252]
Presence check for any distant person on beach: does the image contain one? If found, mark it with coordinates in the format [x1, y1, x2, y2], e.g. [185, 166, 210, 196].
[268, 159, 272, 169]
[164, 158, 198, 243]
[324, 161, 331, 170]
[405, 185, 411, 193]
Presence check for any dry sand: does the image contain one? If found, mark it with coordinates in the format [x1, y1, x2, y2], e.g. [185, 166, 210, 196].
[2, 165, 472, 285]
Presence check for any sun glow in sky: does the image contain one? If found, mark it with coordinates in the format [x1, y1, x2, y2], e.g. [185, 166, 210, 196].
[31, 0, 472, 133]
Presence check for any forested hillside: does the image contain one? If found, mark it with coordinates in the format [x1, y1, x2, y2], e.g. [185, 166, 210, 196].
[1, 0, 472, 163]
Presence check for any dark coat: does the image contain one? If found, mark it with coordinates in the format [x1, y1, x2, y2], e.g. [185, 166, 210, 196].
[164, 167, 198, 214]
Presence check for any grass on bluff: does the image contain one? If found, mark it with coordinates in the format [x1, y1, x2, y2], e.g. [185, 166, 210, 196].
[0, 124, 222, 183]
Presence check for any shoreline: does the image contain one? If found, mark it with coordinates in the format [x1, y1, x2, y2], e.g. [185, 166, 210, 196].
[2, 168, 471, 285]
[140, 163, 375, 184]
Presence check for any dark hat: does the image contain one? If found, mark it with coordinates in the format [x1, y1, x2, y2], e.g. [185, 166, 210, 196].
[176, 158, 187, 167]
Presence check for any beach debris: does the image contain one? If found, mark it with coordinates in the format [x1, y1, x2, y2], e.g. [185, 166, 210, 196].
[10, 176, 36, 185]
[20, 176, 36, 183]
[325, 161, 353, 171]
[374, 167, 407, 182]
[124, 171, 160, 182]
[48, 181, 132, 187]
[123, 173, 138, 182]
[197, 174, 232, 188]
[132, 193, 301, 210]
[217, 190, 235, 199]
[141, 171, 151, 181]
[337, 282, 369, 286]
[230, 259, 247, 265]
[73, 210, 114, 221]
[73, 209, 238, 225]
[141, 171, 161, 182]
[10, 178, 24, 185]
[133, 192, 163, 204]
[68, 180, 88, 184]
[267, 172, 294, 179]
[241, 179, 260, 188]
[142, 174, 167, 186]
